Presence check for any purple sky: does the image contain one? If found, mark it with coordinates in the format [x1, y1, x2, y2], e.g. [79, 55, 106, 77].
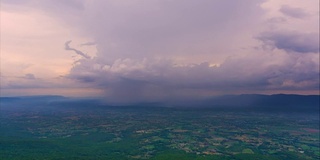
[1, 0, 319, 103]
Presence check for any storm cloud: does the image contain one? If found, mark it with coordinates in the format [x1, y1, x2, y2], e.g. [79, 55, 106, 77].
[66, 52, 319, 103]
[1, 0, 319, 102]
[258, 31, 319, 53]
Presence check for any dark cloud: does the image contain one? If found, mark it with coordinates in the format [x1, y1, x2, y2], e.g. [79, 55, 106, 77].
[279, 5, 309, 19]
[258, 31, 319, 53]
[66, 53, 319, 103]
[65, 41, 91, 59]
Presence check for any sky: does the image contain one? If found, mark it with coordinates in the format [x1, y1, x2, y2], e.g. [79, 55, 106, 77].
[0, 0, 319, 103]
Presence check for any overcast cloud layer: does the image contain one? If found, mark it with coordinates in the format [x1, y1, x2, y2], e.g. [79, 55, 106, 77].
[1, 0, 319, 103]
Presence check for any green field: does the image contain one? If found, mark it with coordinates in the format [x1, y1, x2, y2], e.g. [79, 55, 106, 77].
[1, 103, 319, 159]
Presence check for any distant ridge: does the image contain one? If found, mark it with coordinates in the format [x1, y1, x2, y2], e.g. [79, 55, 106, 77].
[200, 94, 319, 112]
[0, 95, 65, 99]
[0, 95, 66, 102]
[0, 94, 319, 112]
